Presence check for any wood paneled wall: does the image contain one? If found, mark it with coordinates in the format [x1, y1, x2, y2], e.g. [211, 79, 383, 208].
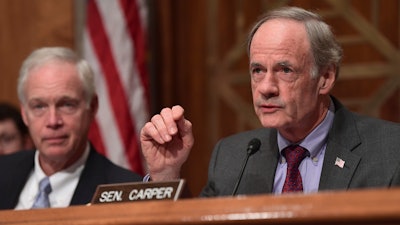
[0, 0, 74, 107]
[0, 0, 399, 197]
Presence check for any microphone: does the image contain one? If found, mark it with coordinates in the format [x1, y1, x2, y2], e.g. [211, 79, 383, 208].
[231, 138, 261, 196]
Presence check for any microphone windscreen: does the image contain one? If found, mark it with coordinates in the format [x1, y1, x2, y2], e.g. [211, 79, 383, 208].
[247, 138, 261, 155]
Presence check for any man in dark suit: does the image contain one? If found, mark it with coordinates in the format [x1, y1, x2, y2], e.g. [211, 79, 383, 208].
[140, 6, 400, 196]
[0, 47, 142, 210]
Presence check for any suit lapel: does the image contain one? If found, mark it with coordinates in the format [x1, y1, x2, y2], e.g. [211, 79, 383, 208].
[258, 129, 279, 193]
[319, 98, 361, 190]
[319, 140, 361, 190]
[70, 148, 105, 205]
[237, 129, 279, 195]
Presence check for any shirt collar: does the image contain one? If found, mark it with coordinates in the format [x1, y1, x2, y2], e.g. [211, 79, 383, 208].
[33, 143, 90, 185]
[278, 98, 335, 158]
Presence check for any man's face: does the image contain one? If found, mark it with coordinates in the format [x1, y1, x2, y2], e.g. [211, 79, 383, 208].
[0, 119, 25, 155]
[21, 61, 96, 166]
[249, 19, 327, 141]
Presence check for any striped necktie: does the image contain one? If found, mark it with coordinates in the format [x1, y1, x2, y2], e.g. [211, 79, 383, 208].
[31, 177, 52, 208]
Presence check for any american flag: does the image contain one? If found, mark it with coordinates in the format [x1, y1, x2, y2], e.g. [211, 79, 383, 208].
[335, 157, 345, 169]
[82, 0, 149, 175]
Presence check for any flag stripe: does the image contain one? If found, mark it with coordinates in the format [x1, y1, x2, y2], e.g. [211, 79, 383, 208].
[96, 0, 148, 140]
[83, 28, 128, 169]
[118, 0, 150, 140]
[84, 0, 148, 174]
[93, 0, 145, 173]
[89, 0, 141, 173]
[120, 0, 149, 100]
[87, 118, 106, 156]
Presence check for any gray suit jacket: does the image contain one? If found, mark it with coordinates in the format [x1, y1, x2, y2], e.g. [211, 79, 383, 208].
[201, 97, 400, 197]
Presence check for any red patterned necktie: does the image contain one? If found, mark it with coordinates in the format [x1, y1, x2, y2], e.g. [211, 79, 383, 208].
[282, 145, 309, 193]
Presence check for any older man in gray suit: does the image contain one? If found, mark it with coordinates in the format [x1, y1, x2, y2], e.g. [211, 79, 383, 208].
[141, 6, 400, 196]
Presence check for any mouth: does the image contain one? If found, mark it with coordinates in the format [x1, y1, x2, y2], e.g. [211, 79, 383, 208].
[43, 135, 68, 144]
[258, 104, 282, 113]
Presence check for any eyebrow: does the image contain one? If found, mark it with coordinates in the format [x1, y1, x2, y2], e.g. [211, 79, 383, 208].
[249, 62, 263, 68]
[277, 61, 293, 67]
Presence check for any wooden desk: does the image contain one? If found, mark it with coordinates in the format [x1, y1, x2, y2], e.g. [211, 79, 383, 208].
[1, 188, 399, 224]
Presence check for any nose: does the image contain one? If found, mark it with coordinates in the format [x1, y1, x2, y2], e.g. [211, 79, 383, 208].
[47, 107, 63, 128]
[256, 72, 279, 99]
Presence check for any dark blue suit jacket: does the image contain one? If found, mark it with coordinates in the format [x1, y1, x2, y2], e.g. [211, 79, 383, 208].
[0, 146, 142, 209]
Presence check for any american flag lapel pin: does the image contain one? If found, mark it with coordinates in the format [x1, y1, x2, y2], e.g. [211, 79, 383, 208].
[335, 157, 345, 168]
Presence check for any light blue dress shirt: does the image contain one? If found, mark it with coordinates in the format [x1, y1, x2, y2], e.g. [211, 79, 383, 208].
[273, 101, 335, 194]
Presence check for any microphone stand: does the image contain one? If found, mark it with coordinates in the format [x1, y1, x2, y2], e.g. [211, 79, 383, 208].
[231, 138, 261, 196]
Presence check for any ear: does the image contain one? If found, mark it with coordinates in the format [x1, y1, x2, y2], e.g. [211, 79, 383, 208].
[20, 104, 29, 126]
[318, 64, 336, 95]
[90, 95, 99, 117]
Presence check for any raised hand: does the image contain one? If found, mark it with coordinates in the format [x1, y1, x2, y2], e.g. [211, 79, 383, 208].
[140, 105, 194, 181]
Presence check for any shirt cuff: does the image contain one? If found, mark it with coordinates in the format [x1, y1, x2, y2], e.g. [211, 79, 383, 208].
[143, 174, 151, 182]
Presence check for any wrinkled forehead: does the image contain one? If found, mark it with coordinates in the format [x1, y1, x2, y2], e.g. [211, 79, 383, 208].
[249, 19, 313, 65]
[250, 19, 310, 51]
[24, 62, 83, 95]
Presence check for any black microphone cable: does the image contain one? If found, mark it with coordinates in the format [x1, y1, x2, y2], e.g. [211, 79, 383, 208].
[231, 138, 261, 196]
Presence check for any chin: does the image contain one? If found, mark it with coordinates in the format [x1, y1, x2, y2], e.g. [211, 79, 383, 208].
[262, 124, 281, 129]
[258, 115, 282, 128]
[260, 121, 280, 128]
[41, 145, 70, 156]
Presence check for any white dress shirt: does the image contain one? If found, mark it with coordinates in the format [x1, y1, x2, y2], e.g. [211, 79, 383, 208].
[15, 144, 90, 209]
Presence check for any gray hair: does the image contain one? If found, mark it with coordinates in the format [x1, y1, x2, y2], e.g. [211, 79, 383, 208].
[17, 47, 96, 106]
[247, 6, 343, 79]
